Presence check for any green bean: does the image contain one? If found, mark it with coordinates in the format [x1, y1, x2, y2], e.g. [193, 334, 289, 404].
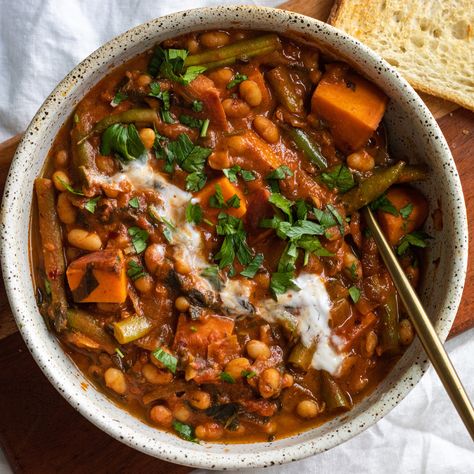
[113, 314, 153, 344]
[397, 164, 429, 183]
[287, 127, 328, 169]
[185, 34, 280, 67]
[321, 371, 352, 411]
[67, 309, 116, 354]
[340, 161, 406, 214]
[71, 127, 96, 188]
[90, 108, 158, 135]
[35, 178, 68, 332]
[288, 341, 314, 370]
[266, 66, 303, 114]
[380, 292, 400, 355]
[198, 45, 278, 70]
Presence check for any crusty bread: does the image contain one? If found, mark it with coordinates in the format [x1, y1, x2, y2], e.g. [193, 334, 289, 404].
[329, 0, 474, 111]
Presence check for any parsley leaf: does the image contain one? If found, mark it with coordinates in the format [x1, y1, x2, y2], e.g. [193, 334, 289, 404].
[179, 114, 204, 129]
[348, 286, 361, 303]
[129, 197, 140, 209]
[400, 203, 414, 220]
[227, 72, 248, 89]
[101, 123, 147, 162]
[297, 235, 334, 257]
[268, 193, 293, 222]
[223, 166, 255, 183]
[240, 253, 264, 278]
[192, 100, 203, 112]
[128, 226, 149, 254]
[240, 169, 256, 181]
[397, 231, 431, 255]
[84, 196, 100, 213]
[370, 193, 399, 216]
[209, 185, 240, 209]
[201, 265, 222, 289]
[148, 82, 174, 124]
[127, 260, 147, 281]
[172, 420, 197, 442]
[148, 47, 206, 85]
[56, 177, 84, 196]
[220, 372, 235, 383]
[319, 164, 355, 193]
[185, 202, 203, 224]
[266, 165, 293, 180]
[241, 370, 256, 379]
[110, 91, 128, 107]
[270, 270, 300, 296]
[153, 348, 178, 373]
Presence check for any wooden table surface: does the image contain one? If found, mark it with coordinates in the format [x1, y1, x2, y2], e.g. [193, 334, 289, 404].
[0, 1, 472, 472]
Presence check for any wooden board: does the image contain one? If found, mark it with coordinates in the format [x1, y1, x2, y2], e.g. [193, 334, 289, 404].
[0, 1, 472, 471]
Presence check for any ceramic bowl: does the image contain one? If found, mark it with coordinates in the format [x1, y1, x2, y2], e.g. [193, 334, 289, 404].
[0, 5, 468, 470]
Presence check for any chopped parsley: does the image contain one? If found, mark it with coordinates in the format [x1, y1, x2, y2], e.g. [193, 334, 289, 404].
[101, 123, 147, 162]
[185, 202, 203, 224]
[192, 100, 203, 112]
[200, 118, 210, 138]
[110, 91, 128, 107]
[397, 231, 431, 255]
[227, 72, 248, 89]
[219, 372, 236, 384]
[241, 370, 256, 379]
[240, 253, 264, 278]
[148, 47, 206, 86]
[56, 177, 84, 196]
[172, 420, 197, 442]
[84, 196, 100, 213]
[115, 347, 125, 358]
[128, 196, 140, 209]
[266, 165, 294, 180]
[209, 184, 240, 209]
[400, 203, 414, 220]
[128, 226, 149, 254]
[348, 286, 361, 303]
[319, 164, 355, 193]
[179, 114, 204, 129]
[201, 265, 222, 289]
[370, 193, 398, 216]
[127, 260, 147, 281]
[152, 348, 177, 374]
[223, 165, 255, 183]
[148, 82, 173, 124]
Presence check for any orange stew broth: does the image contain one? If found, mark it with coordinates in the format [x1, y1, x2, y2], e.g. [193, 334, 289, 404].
[32, 29, 425, 443]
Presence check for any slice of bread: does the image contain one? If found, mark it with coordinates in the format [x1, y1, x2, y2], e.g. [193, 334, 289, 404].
[329, 0, 474, 111]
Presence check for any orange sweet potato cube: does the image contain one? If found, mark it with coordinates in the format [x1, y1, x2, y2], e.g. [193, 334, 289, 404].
[196, 176, 247, 221]
[312, 68, 388, 152]
[66, 249, 127, 303]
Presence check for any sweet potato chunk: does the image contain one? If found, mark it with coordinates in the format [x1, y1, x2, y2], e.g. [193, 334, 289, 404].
[196, 176, 247, 220]
[66, 249, 127, 303]
[377, 186, 429, 245]
[173, 314, 235, 358]
[312, 67, 388, 152]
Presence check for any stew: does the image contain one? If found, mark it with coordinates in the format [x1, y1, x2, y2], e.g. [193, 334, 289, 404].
[32, 29, 430, 443]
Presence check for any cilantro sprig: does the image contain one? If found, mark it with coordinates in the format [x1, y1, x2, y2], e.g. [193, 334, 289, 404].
[223, 166, 255, 183]
[319, 164, 355, 193]
[101, 123, 147, 162]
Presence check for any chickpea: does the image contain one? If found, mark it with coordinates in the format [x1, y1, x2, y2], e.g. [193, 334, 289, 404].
[55, 149, 68, 167]
[175, 296, 190, 312]
[139, 127, 155, 150]
[208, 150, 231, 170]
[195, 422, 224, 440]
[246, 340, 271, 360]
[227, 135, 248, 155]
[134, 275, 154, 294]
[239, 80, 262, 107]
[199, 31, 230, 49]
[186, 38, 200, 54]
[222, 98, 251, 118]
[258, 368, 281, 399]
[52, 170, 71, 192]
[56, 192, 77, 224]
[262, 420, 277, 435]
[173, 404, 192, 422]
[149, 405, 173, 427]
[136, 74, 152, 87]
[104, 367, 127, 395]
[399, 319, 414, 345]
[96, 155, 116, 174]
[208, 68, 233, 88]
[347, 150, 375, 172]
[188, 390, 211, 410]
[174, 257, 191, 275]
[67, 229, 102, 251]
[225, 357, 251, 380]
[253, 115, 280, 144]
[142, 364, 173, 384]
[365, 330, 378, 357]
[281, 372, 294, 389]
[144, 243, 165, 274]
[296, 400, 324, 419]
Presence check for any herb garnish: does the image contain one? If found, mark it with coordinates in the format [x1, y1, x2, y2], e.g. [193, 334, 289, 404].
[370, 193, 398, 216]
[241, 370, 256, 379]
[319, 164, 355, 193]
[209, 184, 240, 209]
[129, 196, 140, 209]
[127, 260, 147, 281]
[400, 203, 413, 220]
[227, 72, 248, 89]
[110, 91, 128, 107]
[192, 100, 203, 112]
[220, 372, 236, 383]
[148, 82, 173, 124]
[101, 123, 147, 162]
[172, 420, 197, 442]
[223, 166, 255, 183]
[152, 348, 178, 373]
[397, 231, 431, 255]
[240, 253, 264, 278]
[56, 177, 84, 196]
[348, 286, 361, 303]
[185, 202, 203, 224]
[85, 196, 100, 213]
[201, 265, 222, 289]
[128, 227, 149, 254]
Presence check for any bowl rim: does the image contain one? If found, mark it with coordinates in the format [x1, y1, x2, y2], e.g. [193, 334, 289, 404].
[0, 5, 468, 470]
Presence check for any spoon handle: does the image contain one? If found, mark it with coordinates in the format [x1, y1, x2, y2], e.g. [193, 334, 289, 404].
[362, 206, 474, 440]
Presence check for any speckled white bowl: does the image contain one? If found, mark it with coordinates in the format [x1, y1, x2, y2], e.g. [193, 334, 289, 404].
[0, 5, 468, 470]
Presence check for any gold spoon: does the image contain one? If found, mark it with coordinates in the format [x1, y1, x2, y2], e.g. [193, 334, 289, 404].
[362, 206, 474, 440]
